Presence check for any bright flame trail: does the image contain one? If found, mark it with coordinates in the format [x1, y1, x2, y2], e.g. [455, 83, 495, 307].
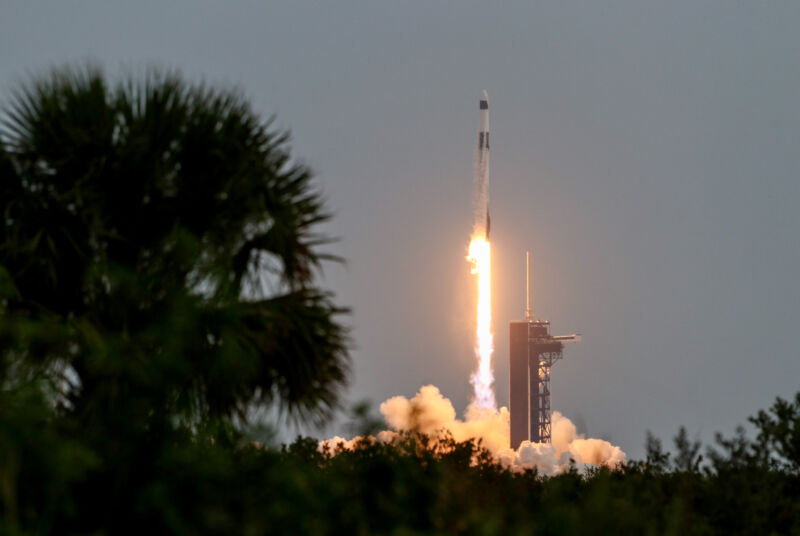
[468, 90, 495, 409]
[468, 234, 495, 409]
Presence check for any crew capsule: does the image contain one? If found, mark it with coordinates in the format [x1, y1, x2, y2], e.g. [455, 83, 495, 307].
[478, 91, 490, 150]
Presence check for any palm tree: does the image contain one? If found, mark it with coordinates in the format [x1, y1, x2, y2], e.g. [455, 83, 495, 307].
[0, 65, 349, 432]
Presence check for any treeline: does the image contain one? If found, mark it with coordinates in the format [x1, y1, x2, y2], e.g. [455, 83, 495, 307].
[285, 399, 800, 535]
[3, 389, 799, 534]
[0, 66, 797, 534]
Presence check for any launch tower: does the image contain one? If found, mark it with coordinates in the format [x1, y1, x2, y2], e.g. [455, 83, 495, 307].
[509, 252, 580, 449]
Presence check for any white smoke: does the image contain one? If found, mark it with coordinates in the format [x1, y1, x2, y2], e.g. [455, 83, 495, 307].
[320, 385, 626, 475]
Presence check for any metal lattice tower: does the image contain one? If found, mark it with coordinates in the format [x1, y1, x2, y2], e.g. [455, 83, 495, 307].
[535, 349, 563, 443]
[509, 252, 580, 448]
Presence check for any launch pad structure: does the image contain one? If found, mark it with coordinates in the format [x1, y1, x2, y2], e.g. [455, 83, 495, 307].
[509, 252, 580, 449]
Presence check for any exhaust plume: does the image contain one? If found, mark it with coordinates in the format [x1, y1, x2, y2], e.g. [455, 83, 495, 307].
[321, 386, 626, 475]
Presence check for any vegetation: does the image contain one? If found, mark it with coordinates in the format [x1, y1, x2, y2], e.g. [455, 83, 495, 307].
[0, 67, 798, 534]
[0, 66, 348, 533]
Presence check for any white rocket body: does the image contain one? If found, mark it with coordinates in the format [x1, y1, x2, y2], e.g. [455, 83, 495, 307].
[476, 90, 490, 238]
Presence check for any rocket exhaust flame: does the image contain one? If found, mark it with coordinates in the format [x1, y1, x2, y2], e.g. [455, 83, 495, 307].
[468, 90, 496, 410]
[468, 235, 495, 409]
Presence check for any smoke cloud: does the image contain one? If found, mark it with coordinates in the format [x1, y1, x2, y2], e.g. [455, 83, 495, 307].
[320, 385, 626, 475]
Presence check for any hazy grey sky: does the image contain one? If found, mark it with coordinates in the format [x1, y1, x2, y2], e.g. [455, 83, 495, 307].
[3, 1, 799, 458]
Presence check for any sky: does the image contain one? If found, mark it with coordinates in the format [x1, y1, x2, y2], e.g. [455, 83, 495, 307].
[2, 1, 799, 459]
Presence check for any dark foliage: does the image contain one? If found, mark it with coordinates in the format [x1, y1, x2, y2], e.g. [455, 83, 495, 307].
[0, 65, 349, 423]
[0, 66, 349, 533]
[5, 396, 800, 534]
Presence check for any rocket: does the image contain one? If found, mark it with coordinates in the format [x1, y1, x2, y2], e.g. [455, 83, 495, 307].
[476, 90, 491, 238]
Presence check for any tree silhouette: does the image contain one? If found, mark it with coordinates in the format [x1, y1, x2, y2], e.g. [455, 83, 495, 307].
[0, 65, 349, 430]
